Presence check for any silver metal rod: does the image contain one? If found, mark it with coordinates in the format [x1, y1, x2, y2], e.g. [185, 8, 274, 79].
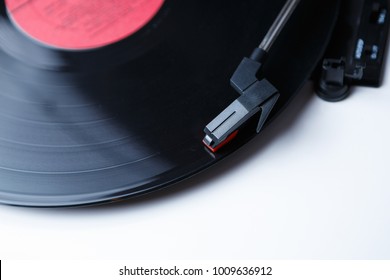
[259, 0, 301, 52]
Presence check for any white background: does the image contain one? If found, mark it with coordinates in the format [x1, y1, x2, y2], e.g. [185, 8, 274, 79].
[1, 54, 390, 260]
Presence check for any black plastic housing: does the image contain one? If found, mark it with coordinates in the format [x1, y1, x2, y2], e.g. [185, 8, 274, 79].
[317, 0, 390, 101]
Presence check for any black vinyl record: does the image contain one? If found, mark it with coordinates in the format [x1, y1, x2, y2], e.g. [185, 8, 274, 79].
[0, 0, 340, 207]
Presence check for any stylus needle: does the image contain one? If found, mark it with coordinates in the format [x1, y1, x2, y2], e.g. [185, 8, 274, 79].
[203, 0, 301, 153]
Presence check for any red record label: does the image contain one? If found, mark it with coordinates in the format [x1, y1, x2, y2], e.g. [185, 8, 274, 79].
[5, 0, 165, 50]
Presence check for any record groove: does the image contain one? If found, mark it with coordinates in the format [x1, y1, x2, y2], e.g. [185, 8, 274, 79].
[0, 0, 340, 206]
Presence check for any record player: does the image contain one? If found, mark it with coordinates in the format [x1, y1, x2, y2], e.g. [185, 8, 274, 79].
[0, 0, 388, 207]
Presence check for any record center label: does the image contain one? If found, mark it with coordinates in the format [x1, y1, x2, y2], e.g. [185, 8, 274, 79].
[5, 0, 165, 50]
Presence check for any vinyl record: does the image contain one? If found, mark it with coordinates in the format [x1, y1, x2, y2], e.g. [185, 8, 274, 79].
[0, 0, 340, 207]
